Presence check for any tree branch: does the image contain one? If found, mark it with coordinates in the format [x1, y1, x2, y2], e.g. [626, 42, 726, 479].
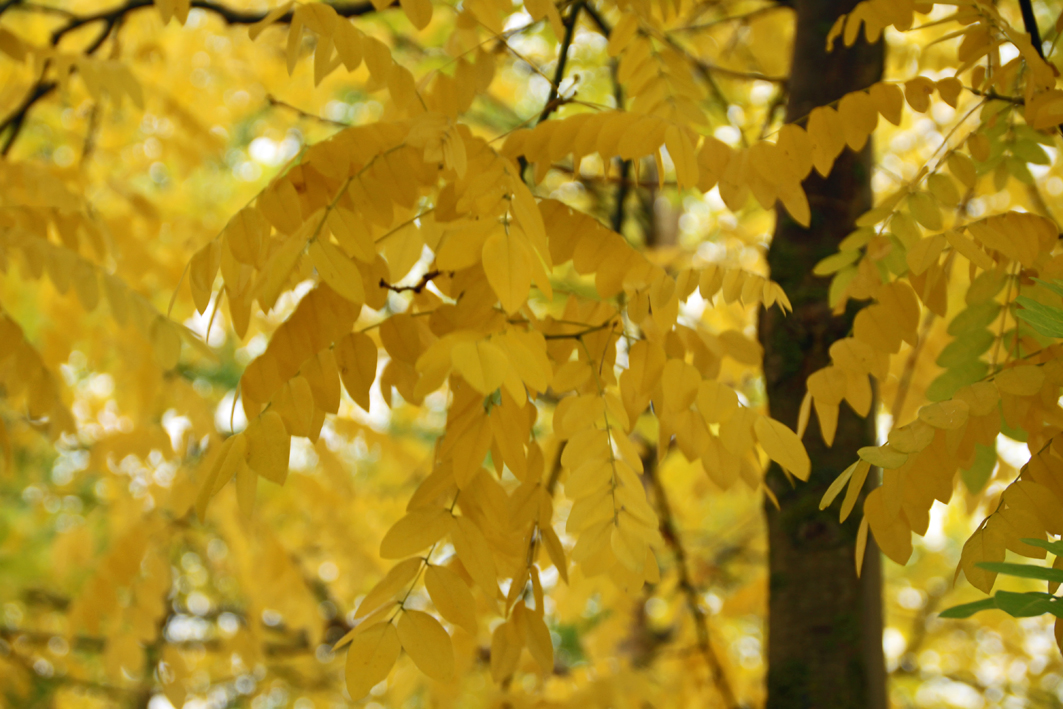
[678, 4, 788, 33]
[644, 453, 740, 709]
[51, 0, 382, 44]
[537, 0, 584, 125]
[1018, 0, 1045, 60]
[1, 0, 390, 156]
[1, 81, 56, 156]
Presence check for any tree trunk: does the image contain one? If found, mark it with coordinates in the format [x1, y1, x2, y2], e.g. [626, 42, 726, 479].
[758, 2, 886, 708]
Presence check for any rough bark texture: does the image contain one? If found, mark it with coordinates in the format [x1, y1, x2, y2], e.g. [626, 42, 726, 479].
[758, 2, 886, 708]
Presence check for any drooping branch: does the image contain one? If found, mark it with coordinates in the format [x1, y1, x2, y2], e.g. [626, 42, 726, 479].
[678, 4, 789, 33]
[536, 0, 584, 126]
[379, 269, 449, 294]
[50, 0, 381, 44]
[1018, 0, 1045, 60]
[0, 0, 391, 155]
[644, 453, 740, 709]
[0, 81, 56, 156]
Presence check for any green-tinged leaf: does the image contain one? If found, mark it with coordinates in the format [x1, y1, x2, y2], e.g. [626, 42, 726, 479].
[925, 361, 989, 402]
[994, 591, 1063, 618]
[961, 443, 996, 494]
[1014, 296, 1063, 339]
[947, 301, 1000, 336]
[1033, 278, 1063, 298]
[819, 461, 856, 510]
[976, 562, 1063, 583]
[938, 598, 998, 619]
[857, 445, 907, 469]
[812, 250, 860, 276]
[345, 622, 401, 700]
[935, 330, 994, 368]
[1022, 538, 1063, 556]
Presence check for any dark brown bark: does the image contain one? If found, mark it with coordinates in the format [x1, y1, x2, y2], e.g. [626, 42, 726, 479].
[758, 2, 886, 708]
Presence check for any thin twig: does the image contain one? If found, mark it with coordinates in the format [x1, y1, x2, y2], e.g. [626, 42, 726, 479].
[379, 269, 448, 294]
[0, 0, 389, 155]
[266, 94, 349, 127]
[644, 454, 739, 709]
[678, 5, 787, 33]
[537, 0, 584, 126]
[1018, 0, 1045, 59]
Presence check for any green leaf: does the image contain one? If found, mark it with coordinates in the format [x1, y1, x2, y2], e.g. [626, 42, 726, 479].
[938, 598, 998, 619]
[1021, 537, 1063, 556]
[947, 301, 1000, 336]
[935, 329, 994, 368]
[812, 250, 860, 276]
[1015, 295, 1063, 338]
[976, 561, 1063, 583]
[1033, 278, 1063, 299]
[999, 411, 1029, 442]
[993, 591, 1063, 618]
[925, 360, 989, 402]
[961, 442, 996, 494]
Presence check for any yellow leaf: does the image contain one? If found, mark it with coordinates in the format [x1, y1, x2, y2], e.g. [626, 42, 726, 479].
[173, 0, 190, 24]
[482, 230, 532, 315]
[301, 350, 341, 414]
[869, 82, 903, 125]
[540, 525, 568, 583]
[356, 557, 422, 619]
[249, 1, 294, 40]
[399, 0, 432, 29]
[244, 410, 290, 485]
[189, 241, 220, 315]
[607, 13, 639, 57]
[856, 516, 869, 577]
[904, 76, 934, 113]
[490, 619, 522, 683]
[254, 234, 307, 312]
[906, 234, 946, 275]
[908, 191, 942, 230]
[840, 460, 871, 523]
[344, 622, 400, 701]
[995, 364, 1045, 396]
[753, 416, 810, 480]
[272, 376, 315, 437]
[664, 125, 699, 190]
[945, 229, 994, 271]
[451, 340, 508, 395]
[195, 435, 247, 521]
[863, 487, 912, 564]
[397, 610, 454, 681]
[380, 508, 451, 559]
[424, 565, 478, 634]
[155, 0, 175, 23]
[519, 605, 554, 673]
[918, 400, 969, 429]
[959, 521, 1006, 593]
[151, 317, 181, 370]
[937, 77, 962, 108]
[235, 457, 256, 518]
[451, 516, 498, 593]
[336, 331, 378, 411]
[327, 208, 375, 263]
[309, 238, 365, 304]
[819, 461, 856, 510]
[857, 444, 908, 469]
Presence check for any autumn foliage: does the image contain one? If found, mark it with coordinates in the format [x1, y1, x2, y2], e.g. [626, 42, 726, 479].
[4, 0, 1063, 707]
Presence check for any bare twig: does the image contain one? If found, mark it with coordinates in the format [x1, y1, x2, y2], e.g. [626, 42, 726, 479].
[537, 0, 584, 126]
[678, 5, 787, 33]
[1, 0, 391, 155]
[644, 454, 740, 709]
[379, 269, 448, 294]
